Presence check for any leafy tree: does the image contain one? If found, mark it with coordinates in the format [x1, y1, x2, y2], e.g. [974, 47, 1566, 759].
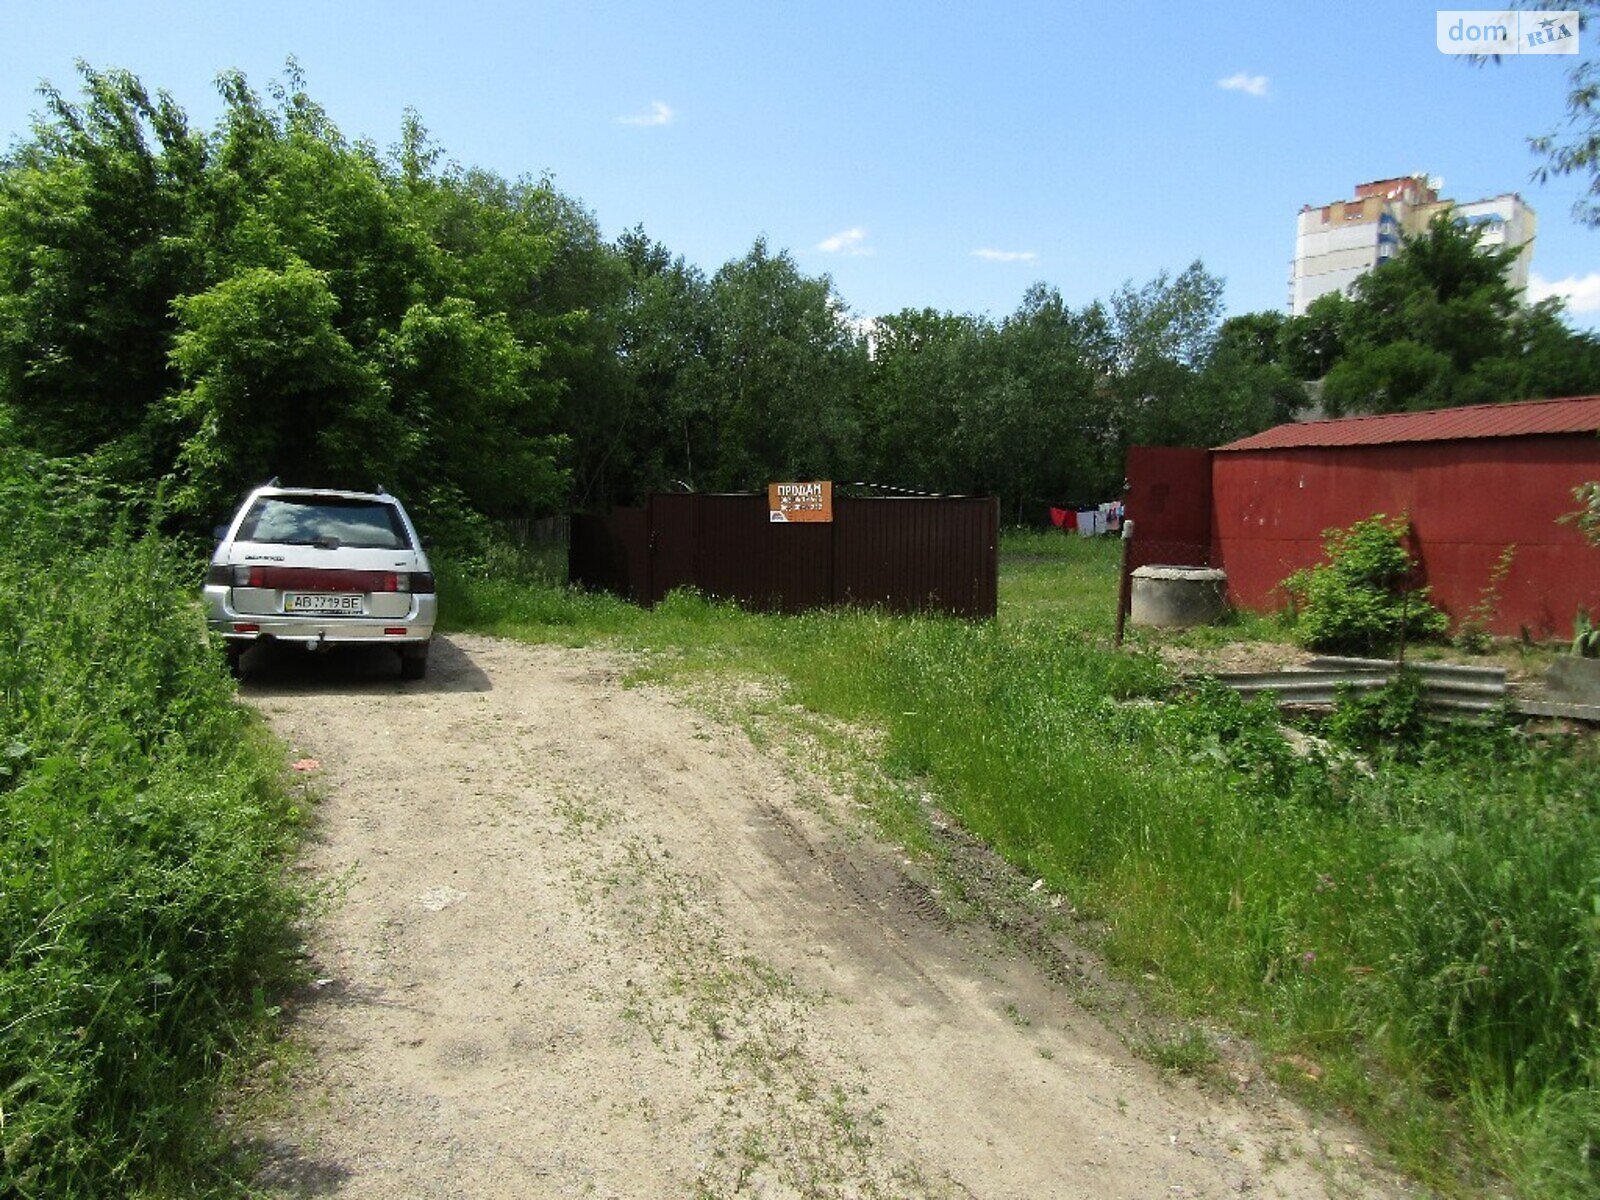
[860, 306, 991, 491]
[608, 228, 715, 500]
[856, 263, 1294, 513]
[1102, 261, 1293, 454]
[1196, 312, 1307, 440]
[1278, 292, 1349, 380]
[862, 285, 1122, 519]
[1214, 311, 1288, 366]
[1109, 261, 1222, 376]
[1340, 214, 1520, 364]
[1290, 216, 1600, 414]
[0, 66, 207, 476]
[166, 261, 389, 517]
[1189, 343, 1305, 444]
[380, 298, 566, 516]
[984, 284, 1116, 512]
[206, 67, 436, 343]
[684, 239, 866, 491]
[0, 63, 577, 534]
[1322, 341, 1454, 416]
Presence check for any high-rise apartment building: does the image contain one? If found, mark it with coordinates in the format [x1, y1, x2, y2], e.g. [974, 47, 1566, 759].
[1289, 176, 1536, 315]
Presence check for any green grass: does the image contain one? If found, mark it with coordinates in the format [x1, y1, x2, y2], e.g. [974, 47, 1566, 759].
[1134, 1027, 1221, 1078]
[997, 528, 1123, 628]
[439, 529, 1600, 1198]
[0, 455, 307, 1198]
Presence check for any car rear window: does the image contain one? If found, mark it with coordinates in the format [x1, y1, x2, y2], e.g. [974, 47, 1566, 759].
[236, 497, 411, 549]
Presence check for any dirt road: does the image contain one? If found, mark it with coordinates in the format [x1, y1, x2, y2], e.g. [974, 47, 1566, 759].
[245, 633, 1408, 1199]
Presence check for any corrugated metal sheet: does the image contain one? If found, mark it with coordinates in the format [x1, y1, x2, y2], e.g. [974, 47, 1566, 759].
[1216, 394, 1600, 452]
[834, 497, 998, 618]
[647, 493, 700, 604]
[569, 494, 997, 618]
[1206, 436, 1600, 638]
[569, 510, 647, 602]
[1212, 660, 1506, 713]
[690, 494, 763, 605]
[770, 514, 835, 613]
[1124, 446, 1213, 570]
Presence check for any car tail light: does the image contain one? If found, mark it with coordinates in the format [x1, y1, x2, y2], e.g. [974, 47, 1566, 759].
[208, 564, 259, 586]
[397, 572, 435, 594]
[383, 627, 408, 636]
[232, 623, 259, 633]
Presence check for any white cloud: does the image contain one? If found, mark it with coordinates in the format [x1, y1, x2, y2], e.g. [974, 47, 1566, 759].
[971, 248, 1038, 263]
[1529, 271, 1600, 314]
[1217, 72, 1270, 98]
[817, 226, 873, 256]
[616, 100, 674, 127]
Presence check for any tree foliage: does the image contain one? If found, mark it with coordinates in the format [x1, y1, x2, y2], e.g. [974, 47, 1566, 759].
[1272, 217, 1600, 416]
[0, 64, 1321, 530]
[4, 63, 1597, 537]
[0, 63, 572, 530]
[1528, 0, 1600, 227]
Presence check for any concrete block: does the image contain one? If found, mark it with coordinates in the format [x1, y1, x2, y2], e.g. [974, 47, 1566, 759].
[1543, 656, 1600, 705]
[1130, 566, 1228, 629]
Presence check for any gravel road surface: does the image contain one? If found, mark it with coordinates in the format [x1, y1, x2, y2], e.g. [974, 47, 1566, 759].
[244, 632, 1409, 1200]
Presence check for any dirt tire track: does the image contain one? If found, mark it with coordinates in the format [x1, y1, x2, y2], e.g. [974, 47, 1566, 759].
[244, 632, 1411, 1199]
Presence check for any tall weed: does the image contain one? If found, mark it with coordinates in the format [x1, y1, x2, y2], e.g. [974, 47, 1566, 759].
[0, 450, 305, 1197]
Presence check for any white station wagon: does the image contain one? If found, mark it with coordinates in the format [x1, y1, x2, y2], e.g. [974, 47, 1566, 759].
[204, 484, 437, 679]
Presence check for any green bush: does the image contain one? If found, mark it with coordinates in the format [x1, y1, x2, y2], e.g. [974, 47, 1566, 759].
[1324, 667, 1432, 757]
[0, 450, 306, 1197]
[1283, 514, 1448, 654]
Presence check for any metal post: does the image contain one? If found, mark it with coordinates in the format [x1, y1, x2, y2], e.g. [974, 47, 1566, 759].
[1114, 518, 1135, 647]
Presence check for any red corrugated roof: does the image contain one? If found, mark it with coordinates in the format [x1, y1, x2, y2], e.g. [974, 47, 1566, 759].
[1216, 395, 1600, 452]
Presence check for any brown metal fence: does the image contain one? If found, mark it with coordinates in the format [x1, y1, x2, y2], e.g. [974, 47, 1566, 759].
[569, 509, 648, 602]
[570, 493, 998, 619]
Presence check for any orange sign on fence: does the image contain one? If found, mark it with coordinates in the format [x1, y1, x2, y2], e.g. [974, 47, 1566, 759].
[768, 480, 833, 523]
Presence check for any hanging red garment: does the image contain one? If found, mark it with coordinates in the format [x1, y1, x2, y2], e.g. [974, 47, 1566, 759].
[1049, 507, 1070, 529]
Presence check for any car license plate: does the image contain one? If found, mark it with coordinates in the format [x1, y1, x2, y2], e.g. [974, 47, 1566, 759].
[284, 593, 364, 615]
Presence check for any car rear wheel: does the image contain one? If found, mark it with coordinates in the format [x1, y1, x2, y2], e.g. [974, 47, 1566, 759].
[226, 645, 249, 680]
[399, 642, 430, 681]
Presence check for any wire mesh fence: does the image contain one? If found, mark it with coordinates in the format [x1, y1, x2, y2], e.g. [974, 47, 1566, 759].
[1125, 537, 1214, 572]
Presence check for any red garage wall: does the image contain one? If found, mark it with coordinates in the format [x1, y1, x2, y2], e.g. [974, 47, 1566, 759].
[1211, 435, 1600, 639]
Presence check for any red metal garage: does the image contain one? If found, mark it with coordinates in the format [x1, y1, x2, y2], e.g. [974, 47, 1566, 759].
[1126, 395, 1600, 639]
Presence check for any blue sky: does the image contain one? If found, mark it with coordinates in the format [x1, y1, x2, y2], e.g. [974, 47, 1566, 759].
[4, 1, 1597, 327]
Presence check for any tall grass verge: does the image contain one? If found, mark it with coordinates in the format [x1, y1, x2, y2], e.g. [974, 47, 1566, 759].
[0, 451, 307, 1198]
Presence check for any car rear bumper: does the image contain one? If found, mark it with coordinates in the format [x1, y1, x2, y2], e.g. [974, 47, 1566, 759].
[204, 586, 436, 645]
